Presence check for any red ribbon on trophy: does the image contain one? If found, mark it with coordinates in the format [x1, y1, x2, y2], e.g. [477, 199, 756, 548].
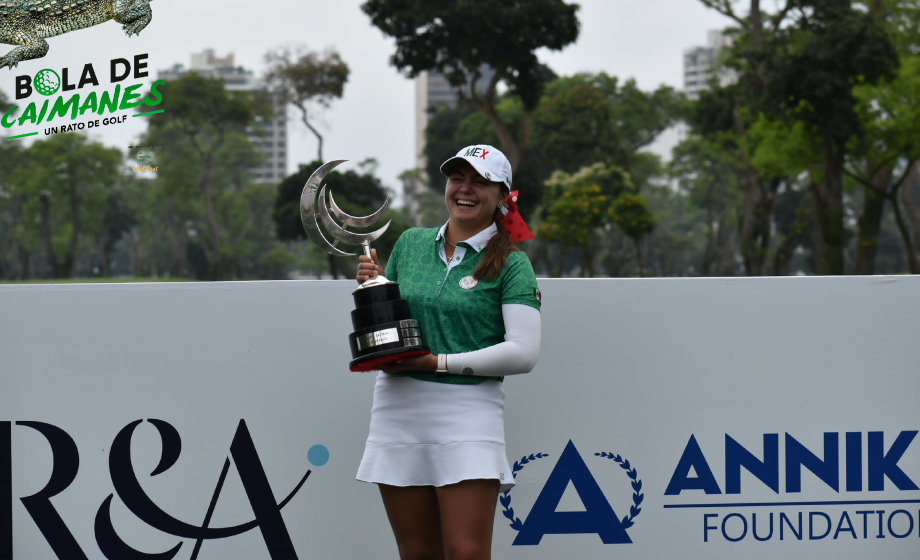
[499, 190, 535, 242]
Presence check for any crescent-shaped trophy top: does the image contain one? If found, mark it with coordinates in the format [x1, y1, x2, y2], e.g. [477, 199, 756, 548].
[300, 160, 392, 257]
[300, 160, 353, 257]
[329, 191, 390, 228]
[319, 186, 391, 247]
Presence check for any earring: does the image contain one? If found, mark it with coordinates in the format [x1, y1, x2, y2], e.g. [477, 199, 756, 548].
[498, 203, 509, 217]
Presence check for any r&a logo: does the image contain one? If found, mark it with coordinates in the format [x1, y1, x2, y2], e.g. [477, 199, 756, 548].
[1, 419, 323, 559]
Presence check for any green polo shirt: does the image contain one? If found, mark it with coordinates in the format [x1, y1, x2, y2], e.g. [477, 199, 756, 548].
[385, 226, 541, 385]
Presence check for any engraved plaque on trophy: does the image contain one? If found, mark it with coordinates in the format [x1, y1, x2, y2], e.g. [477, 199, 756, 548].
[300, 160, 430, 372]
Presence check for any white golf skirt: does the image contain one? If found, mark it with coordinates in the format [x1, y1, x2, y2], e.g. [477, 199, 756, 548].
[356, 373, 515, 492]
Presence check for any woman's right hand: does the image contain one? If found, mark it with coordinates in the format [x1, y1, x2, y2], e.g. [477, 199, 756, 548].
[356, 249, 383, 284]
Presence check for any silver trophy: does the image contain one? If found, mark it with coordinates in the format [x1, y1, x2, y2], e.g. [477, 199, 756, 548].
[301, 160, 430, 371]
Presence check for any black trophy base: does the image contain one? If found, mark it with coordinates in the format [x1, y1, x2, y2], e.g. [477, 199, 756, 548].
[348, 318, 430, 372]
[348, 281, 430, 372]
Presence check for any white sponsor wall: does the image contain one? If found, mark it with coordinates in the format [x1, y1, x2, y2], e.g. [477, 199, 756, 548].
[1, 277, 918, 560]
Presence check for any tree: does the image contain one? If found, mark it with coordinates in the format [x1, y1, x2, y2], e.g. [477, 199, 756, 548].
[745, 114, 830, 275]
[96, 189, 136, 277]
[362, 0, 580, 192]
[0, 138, 28, 279]
[538, 163, 640, 277]
[145, 73, 259, 280]
[13, 134, 122, 278]
[131, 120, 271, 280]
[211, 133, 276, 278]
[848, 54, 920, 273]
[759, 1, 899, 274]
[539, 176, 607, 277]
[264, 45, 350, 162]
[0, 91, 30, 279]
[697, 0, 901, 275]
[532, 82, 622, 174]
[694, 4, 802, 277]
[901, 165, 920, 269]
[883, 0, 920, 55]
[684, 77, 787, 276]
[670, 136, 744, 276]
[641, 182, 706, 277]
[128, 124, 201, 278]
[610, 193, 657, 274]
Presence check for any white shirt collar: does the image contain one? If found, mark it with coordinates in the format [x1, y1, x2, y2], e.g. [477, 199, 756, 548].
[436, 221, 497, 253]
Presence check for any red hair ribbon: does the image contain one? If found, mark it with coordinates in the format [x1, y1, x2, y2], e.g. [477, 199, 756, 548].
[499, 190, 535, 242]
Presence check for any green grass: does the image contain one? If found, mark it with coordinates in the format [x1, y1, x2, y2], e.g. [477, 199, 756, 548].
[0, 277, 196, 284]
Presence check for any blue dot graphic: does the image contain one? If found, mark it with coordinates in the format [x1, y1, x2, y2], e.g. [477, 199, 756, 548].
[308, 445, 329, 467]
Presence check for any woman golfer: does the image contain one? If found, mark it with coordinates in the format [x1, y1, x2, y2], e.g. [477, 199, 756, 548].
[355, 145, 542, 560]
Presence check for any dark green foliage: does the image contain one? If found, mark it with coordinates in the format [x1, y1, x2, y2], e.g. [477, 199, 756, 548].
[454, 111, 504, 151]
[887, 1, 920, 55]
[143, 73, 261, 280]
[0, 135, 144, 279]
[605, 79, 686, 154]
[0, 140, 28, 279]
[147, 74, 253, 138]
[773, 186, 809, 238]
[513, 150, 550, 220]
[683, 0, 909, 276]
[3, 134, 122, 278]
[507, 63, 562, 113]
[100, 191, 136, 264]
[669, 135, 743, 276]
[766, 1, 900, 274]
[692, 85, 738, 138]
[423, 105, 477, 187]
[361, 0, 579, 110]
[540, 73, 686, 156]
[533, 82, 622, 174]
[187, 239, 210, 280]
[363, 0, 580, 171]
[765, 1, 900, 144]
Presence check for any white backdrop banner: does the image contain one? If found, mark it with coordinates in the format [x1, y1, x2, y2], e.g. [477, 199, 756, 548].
[1, 276, 918, 560]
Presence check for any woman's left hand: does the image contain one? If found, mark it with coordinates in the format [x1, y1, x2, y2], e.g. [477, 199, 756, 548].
[380, 354, 438, 374]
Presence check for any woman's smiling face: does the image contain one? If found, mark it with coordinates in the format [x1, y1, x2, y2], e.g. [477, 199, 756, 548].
[444, 161, 508, 231]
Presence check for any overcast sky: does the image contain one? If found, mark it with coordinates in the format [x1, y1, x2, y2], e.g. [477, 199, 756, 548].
[0, 0, 731, 195]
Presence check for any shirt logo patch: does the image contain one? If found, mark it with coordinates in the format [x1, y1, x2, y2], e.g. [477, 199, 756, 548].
[533, 287, 542, 303]
[459, 276, 479, 289]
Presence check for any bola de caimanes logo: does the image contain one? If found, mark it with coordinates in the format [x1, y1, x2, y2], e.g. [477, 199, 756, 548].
[3, 54, 163, 139]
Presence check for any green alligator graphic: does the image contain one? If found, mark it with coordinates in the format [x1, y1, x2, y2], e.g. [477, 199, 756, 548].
[0, 0, 152, 70]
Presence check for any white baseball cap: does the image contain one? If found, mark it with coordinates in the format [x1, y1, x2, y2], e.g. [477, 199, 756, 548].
[440, 144, 513, 190]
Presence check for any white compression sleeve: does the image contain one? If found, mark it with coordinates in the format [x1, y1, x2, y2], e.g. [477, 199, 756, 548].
[446, 304, 541, 376]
